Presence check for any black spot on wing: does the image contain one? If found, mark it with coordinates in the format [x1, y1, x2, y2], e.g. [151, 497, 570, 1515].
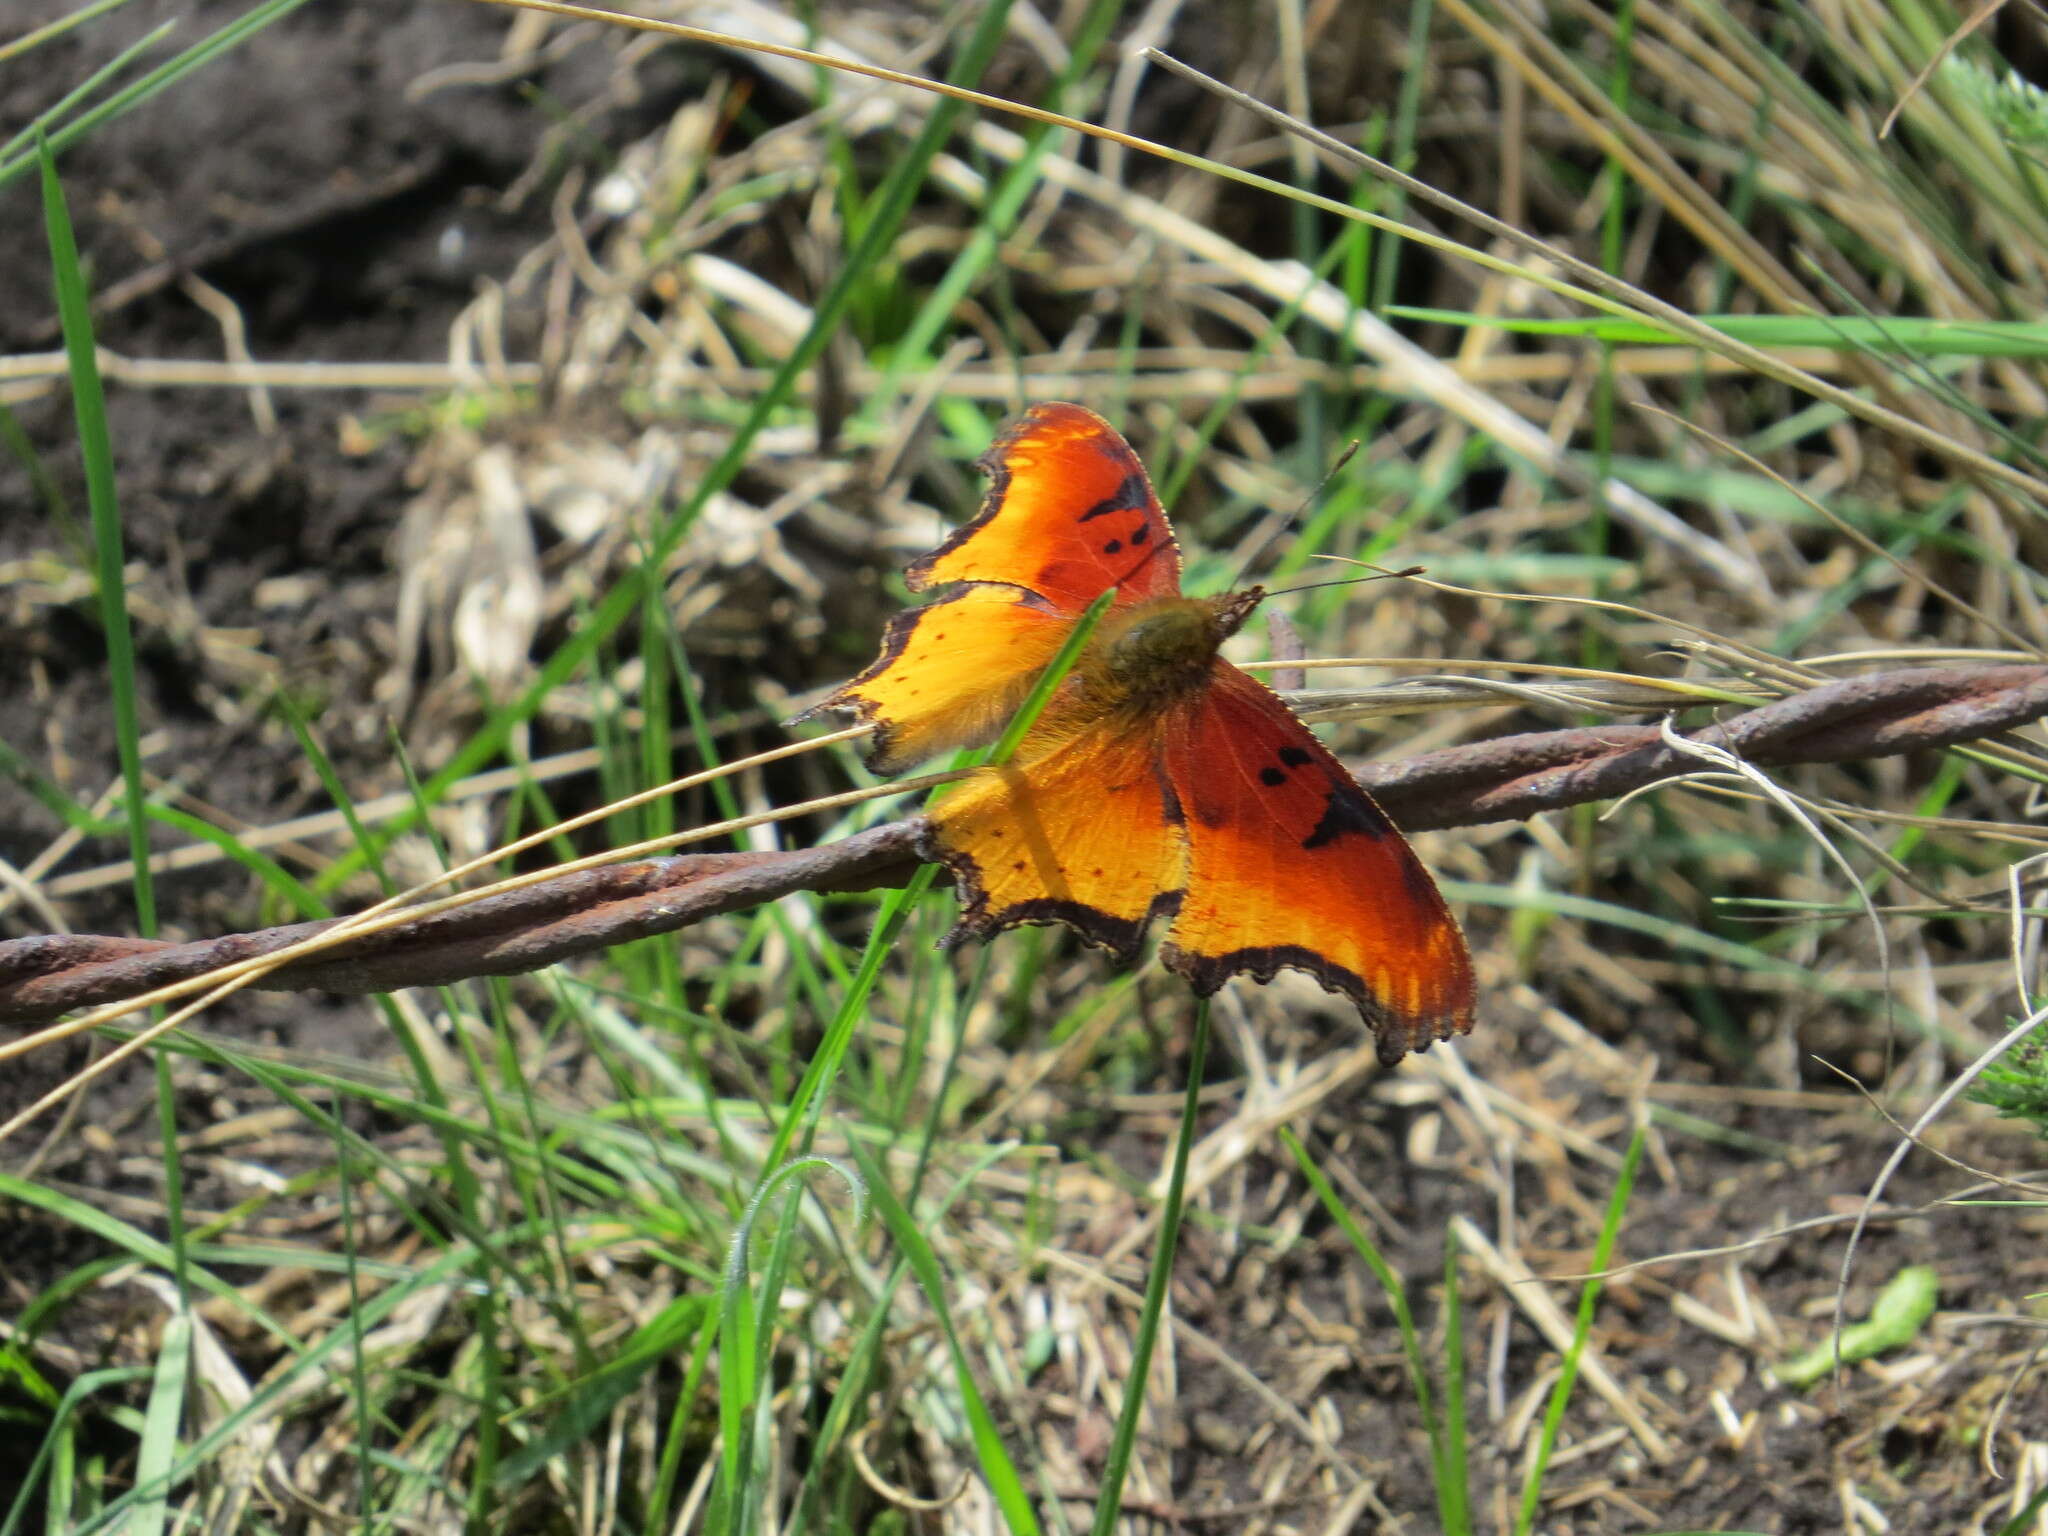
[1155, 757, 1187, 827]
[1247, 740, 1317, 791]
[1104, 538, 1123, 554]
[1302, 782, 1393, 849]
[1076, 472, 1151, 522]
[1130, 523, 1149, 544]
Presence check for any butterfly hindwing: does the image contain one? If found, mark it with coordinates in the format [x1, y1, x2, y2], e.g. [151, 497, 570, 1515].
[909, 402, 1183, 614]
[927, 715, 1186, 964]
[1158, 663, 1475, 1062]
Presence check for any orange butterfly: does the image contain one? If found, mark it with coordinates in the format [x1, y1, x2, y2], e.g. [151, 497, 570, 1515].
[816, 402, 1474, 1063]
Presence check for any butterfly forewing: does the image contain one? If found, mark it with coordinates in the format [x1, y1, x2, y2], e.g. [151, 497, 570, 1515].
[909, 402, 1183, 613]
[808, 585, 1070, 772]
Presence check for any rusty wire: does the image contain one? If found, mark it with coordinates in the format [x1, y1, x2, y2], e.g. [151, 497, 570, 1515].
[4, 662, 2046, 1028]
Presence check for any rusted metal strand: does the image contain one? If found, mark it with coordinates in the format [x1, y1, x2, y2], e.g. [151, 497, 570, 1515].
[0, 827, 927, 1027]
[1366, 663, 2048, 831]
[2, 664, 2043, 1027]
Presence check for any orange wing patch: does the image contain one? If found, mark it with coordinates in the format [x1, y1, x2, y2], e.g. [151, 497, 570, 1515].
[808, 586, 1070, 774]
[927, 716, 1185, 964]
[910, 402, 1183, 613]
[1159, 665, 1474, 1064]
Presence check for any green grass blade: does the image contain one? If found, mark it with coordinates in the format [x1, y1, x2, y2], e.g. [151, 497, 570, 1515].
[495, 1295, 713, 1487]
[141, 803, 325, 918]
[0, 19, 175, 167]
[1088, 999, 1212, 1536]
[1367, 0, 1435, 316]
[42, 124, 201, 1375]
[876, 0, 1124, 392]
[784, 1141, 1018, 1530]
[713, 1155, 865, 1535]
[125, 1310, 189, 1536]
[984, 586, 1117, 767]
[0, 0, 317, 190]
[857, 1142, 1042, 1535]
[0, 731, 106, 837]
[40, 133, 150, 936]
[1440, 1221, 1470, 1535]
[0, 1365, 152, 1536]
[1514, 1127, 1647, 1535]
[1996, 1485, 2048, 1536]
[0, 0, 137, 66]
[1281, 1127, 1457, 1518]
[1390, 307, 2048, 357]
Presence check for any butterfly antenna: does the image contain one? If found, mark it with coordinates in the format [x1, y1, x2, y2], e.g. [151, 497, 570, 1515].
[1264, 564, 1427, 600]
[1225, 435, 1364, 591]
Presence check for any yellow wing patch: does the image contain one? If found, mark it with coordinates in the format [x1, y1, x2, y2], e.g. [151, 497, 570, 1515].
[810, 587, 1069, 773]
[928, 716, 1185, 963]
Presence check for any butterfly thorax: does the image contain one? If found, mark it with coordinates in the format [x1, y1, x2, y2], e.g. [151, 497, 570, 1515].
[1088, 589, 1263, 708]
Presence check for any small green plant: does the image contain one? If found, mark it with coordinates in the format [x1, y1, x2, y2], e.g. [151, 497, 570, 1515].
[1774, 1265, 1940, 1389]
[1966, 1020, 2048, 1140]
[1942, 56, 2048, 147]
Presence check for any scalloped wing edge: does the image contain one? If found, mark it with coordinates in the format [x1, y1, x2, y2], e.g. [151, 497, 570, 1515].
[916, 819, 1183, 966]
